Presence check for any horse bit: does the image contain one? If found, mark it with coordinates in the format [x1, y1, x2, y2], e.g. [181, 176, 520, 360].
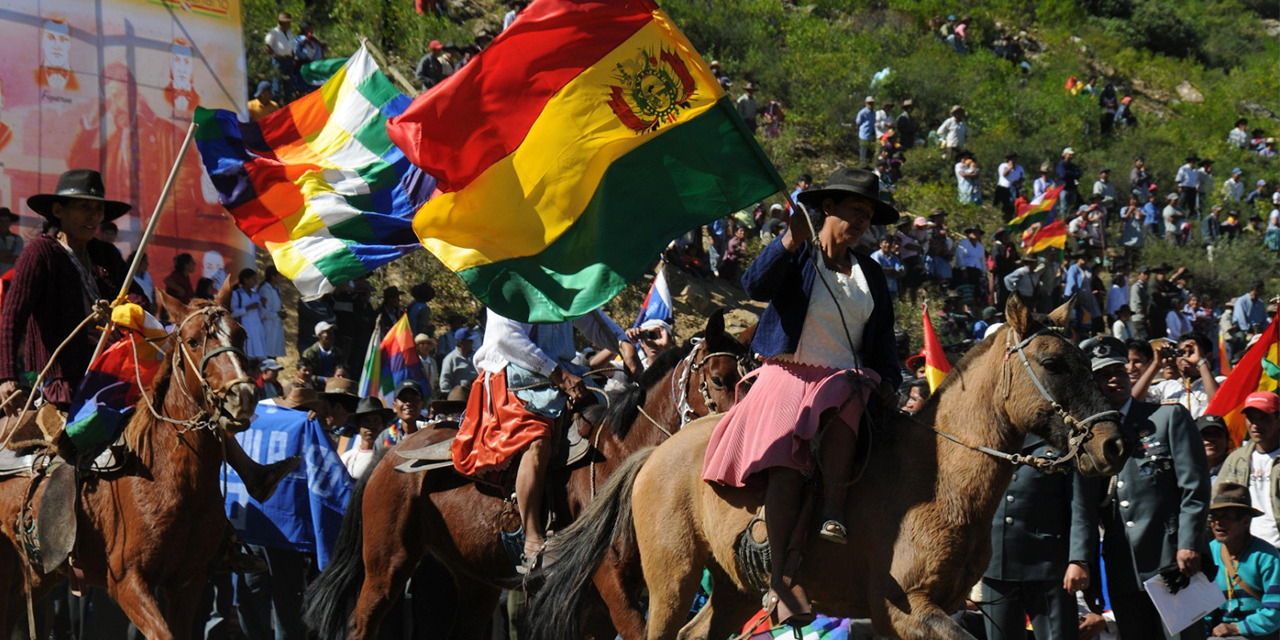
[929, 325, 1121, 473]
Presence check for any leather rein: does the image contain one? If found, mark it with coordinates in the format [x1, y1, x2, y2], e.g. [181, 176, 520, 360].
[921, 325, 1121, 473]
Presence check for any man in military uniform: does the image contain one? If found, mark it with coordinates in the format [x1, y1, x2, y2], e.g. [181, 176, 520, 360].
[1087, 335, 1210, 639]
[981, 393, 1100, 640]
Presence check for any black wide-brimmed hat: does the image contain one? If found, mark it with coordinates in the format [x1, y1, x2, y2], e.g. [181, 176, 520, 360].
[0, 207, 17, 223]
[28, 169, 131, 222]
[351, 397, 394, 424]
[795, 167, 899, 225]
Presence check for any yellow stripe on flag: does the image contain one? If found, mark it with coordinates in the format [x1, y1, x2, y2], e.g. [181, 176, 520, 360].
[414, 14, 727, 273]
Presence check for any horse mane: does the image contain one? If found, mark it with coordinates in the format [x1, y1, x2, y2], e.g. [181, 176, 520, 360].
[606, 344, 693, 441]
[123, 300, 217, 460]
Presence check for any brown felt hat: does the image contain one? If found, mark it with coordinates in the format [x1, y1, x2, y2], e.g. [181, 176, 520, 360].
[276, 387, 327, 412]
[1212, 482, 1264, 518]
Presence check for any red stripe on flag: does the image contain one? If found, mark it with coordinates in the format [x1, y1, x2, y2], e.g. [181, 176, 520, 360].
[1205, 313, 1279, 445]
[386, 0, 654, 193]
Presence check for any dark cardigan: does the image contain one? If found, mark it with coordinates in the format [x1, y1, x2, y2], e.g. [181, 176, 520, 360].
[742, 234, 901, 390]
[0, 234, 108, 403]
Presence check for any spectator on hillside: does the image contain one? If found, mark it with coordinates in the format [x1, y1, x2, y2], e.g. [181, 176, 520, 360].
[1140, 190, 1162, 237]
[871, 235, 904, 300]
[1032, 162, 1056, 202]
[874, 99, 895, 140]
[407, 282, 435, 336]
[415, 41, 449, 91]
[231, 269, 268, 359]
[1112, 305, 1135, 340]
[790, 173, 812, 207]
[247, 82, 280, 122]
[1164, 193, 1186, 244]
[1062, 250, 1100, 335]
[502, 0, 525, 30]
[293, 21, 325, 68]
[936, 105, 969, 160]
[1202, 205, 1223, 247]
[994, 153, 1024, 221]
[763, 100, 785, 138]
[1261, 138, 1278, 159]
[1198, 159, 1216, 214]
[262, 12, 296, 99]
[1056, 147, 1083, 213]
[1176, 155, 1202, 218]
[1003, 257, 1038, 300]
[1233, 281, 1268, 332]
[709, 60, 731, 91]
[1128, 156, 1154, 198]
[302, 320, 344, 378]
[736, 82, 758, 134]
[1129, 265, 1153, 339]
[1115, 95, 1137, 128]
[1099, 82, 1119, 135]
[954, 224, 986, 299]
[989, 229, 1020, 307]
[1247, 180, 1272, 211]
[259, 267, 287, 358]
[1229, 118, 1250, 149]
[438, 327, 479, 397]
[896, 99, 919, 149]
[1222, 167, 1245, 203]
[896, 217, 927, 304]
[1092, 167, 1118, 217]
[1119, 195, 1145, 257]
[856, 96, 876, 163]
[955, 152, 981, 205]
[377, 286, 403, 331]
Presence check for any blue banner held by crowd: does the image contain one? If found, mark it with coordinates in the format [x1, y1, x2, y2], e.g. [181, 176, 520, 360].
[223, 403, 353, 569]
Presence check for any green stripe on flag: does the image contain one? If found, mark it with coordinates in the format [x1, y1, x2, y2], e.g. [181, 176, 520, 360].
[312, 244, 371, 286]
[329, 215, 380, 244]
[458, 97, 780, 323]
[352, 113, 398, 157]
[357, 70, 402, 112]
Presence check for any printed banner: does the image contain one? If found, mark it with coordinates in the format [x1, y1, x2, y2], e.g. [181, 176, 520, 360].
[0, 0, 253, 285]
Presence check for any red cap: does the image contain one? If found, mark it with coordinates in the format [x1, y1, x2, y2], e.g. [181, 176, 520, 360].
[1245, 391, 1280, 414]
[429, 40, 443, 50]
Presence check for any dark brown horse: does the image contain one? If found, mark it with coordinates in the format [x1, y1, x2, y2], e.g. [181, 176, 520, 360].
[302, 310, 753, 640]
[528, 298, 1130, 640]
[0, 292, 258, 639]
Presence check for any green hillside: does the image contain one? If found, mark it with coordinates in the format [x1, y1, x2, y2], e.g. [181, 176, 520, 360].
[242, 0, 1280, 337]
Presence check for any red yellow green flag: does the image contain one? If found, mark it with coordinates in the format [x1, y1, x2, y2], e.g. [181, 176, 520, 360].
[386, 0, 783, 322]
[922, 303, 952, 392]
[1204, 314, 1278, 445]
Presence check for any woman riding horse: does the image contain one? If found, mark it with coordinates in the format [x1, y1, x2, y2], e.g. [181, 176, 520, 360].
[701, 167, 900, 627]
[0, 169, 293, 500]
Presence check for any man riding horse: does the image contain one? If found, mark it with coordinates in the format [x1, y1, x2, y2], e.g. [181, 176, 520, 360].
[450, 307, 641, 573]
[0, 169, 294, 500]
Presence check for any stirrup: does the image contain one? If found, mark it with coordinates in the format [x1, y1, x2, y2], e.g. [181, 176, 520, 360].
[818, 520, 847, 545]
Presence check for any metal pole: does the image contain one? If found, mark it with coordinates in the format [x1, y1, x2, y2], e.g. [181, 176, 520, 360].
[84, 118, 198, 372]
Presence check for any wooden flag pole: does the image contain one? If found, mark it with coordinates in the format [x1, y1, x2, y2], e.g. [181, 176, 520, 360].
[84, 118, 199, 372]
[359, 36, 421, 96]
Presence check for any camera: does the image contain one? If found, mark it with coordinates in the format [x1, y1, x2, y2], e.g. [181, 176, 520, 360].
[636, 329, 660, 340]
[1159, 345, 1177, 359]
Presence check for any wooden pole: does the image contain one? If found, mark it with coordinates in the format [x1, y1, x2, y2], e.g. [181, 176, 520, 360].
[85, 119, 198, 372]
[360, 36, 421, 96]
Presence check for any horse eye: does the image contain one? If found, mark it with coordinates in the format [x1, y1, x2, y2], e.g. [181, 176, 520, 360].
[710, 377, 725, 388]
[1040, 358, 1067, 372]
[187, 338, 200, 348]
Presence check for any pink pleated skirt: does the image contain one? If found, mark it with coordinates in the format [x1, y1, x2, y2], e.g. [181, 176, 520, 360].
[701, 360, 879, 488]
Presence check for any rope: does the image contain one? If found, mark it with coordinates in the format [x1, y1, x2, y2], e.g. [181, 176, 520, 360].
[634, 405, 675, 439]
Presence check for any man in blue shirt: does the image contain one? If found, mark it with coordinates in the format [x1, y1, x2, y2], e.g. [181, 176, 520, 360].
[1062, 250, 1100, 335]
[1175, 154, 1201, 218]
[1141, 191, 1162, 237]
[1233, 281, 1269, 332]
[856, 96, 876, 164]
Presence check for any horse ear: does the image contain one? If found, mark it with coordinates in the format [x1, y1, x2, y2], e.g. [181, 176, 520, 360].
[706, 308, 726, 341]
[156, 287, 189, 322]
[1004, 294, 1031, 335]
[1047, 295, 1075, 328]
[214, 275, 235, 311]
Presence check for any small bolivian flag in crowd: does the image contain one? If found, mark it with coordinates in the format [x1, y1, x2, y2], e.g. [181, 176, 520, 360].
[921, 303, 952, 392]
[387, 0, 783, 322]
[1205, 313, 1278, 445]
[194, 46, 434, 299]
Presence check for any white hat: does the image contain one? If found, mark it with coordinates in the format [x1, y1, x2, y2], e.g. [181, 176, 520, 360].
[865, 95, 875, 103]
[1062, 147, 1075, 156]
[314, 320, 335, 337]
[260, 358, 283, 371]
[983, 322, 1004, 340]
[639, 319, 673, 335]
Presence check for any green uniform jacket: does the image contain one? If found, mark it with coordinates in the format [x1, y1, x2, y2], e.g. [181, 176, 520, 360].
[1101, 400, 1210, 594]
[984, 434, 1099, 582]
[1215, 441, 1280, 529]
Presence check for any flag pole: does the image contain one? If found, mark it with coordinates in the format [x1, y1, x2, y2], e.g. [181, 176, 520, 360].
[359, 36, 421, 96]
[85, 118, 199, 372]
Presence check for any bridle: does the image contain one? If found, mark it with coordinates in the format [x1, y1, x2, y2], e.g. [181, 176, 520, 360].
[926, 324, 1121, 473]
[669, 337, 754, 426]
[132, 305, 253, 433]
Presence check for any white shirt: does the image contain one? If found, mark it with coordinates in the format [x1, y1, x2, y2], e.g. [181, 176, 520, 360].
[341, 446, 375, 479]
[1146, 376, 1224, 418]
[1251, 447, 1280, 549]
[781, 259, 873, 371]
[133, 272, 154, 302]
[264, 26, 294, 57]
[997, 162, 1024, 189]
[1111, 319, 1133, 341]
[1106, 282, 1128, 316]
[954, 238, 986, 272]
[935, 117, 968, 149]
[1222, 177, 1244, 202]
[473, 308, 627, 377]
[1175, 164, 1200, 189]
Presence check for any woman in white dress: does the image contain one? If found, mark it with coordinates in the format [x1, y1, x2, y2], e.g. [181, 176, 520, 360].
[231, 268, 268, 359]
[258, 266, 287, 357]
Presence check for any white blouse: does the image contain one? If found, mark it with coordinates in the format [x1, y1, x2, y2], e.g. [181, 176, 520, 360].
[779, 256, 874, 371]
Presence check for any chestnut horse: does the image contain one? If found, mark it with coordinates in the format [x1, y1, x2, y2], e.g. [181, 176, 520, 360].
[303, 310, 753, 640]
[529, 297, 1130, 640]
[0, 293, 259, 639]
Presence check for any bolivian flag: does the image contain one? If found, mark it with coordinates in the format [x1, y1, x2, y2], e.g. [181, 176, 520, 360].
[1205, 313, 1278, 445]
[387, 0, 783, 322]
[921, 303, 952, 392]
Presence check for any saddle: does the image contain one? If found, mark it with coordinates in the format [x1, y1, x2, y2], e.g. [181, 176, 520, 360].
[392, 413, 595, 477]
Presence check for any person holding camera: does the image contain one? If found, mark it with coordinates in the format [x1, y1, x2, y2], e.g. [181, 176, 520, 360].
[1131, 331, 1223, 419]
[625, 319, 676, 368]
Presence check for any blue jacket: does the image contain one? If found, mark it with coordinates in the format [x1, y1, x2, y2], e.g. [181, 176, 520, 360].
[742, 236, 901, 389]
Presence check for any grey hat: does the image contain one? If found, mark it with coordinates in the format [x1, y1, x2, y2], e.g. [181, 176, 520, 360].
[1078, 336, 1127, 371]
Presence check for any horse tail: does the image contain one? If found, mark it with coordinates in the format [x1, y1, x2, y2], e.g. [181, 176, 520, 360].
[302, 447, 386, 640]
[525, 446, 655, 640]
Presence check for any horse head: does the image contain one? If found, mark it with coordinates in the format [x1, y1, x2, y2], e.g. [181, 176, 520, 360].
[995, 295, 1127, 476]
[158, 283, 259, 434]
[690, 309, 754, 414]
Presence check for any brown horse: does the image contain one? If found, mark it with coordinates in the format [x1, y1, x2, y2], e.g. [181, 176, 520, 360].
[0, 292, 258, 639]
[302, 310, 753, 640]
[528, 297, 1129, 640]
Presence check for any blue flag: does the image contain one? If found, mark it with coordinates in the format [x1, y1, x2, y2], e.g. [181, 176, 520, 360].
[223, 404, 353, 569]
